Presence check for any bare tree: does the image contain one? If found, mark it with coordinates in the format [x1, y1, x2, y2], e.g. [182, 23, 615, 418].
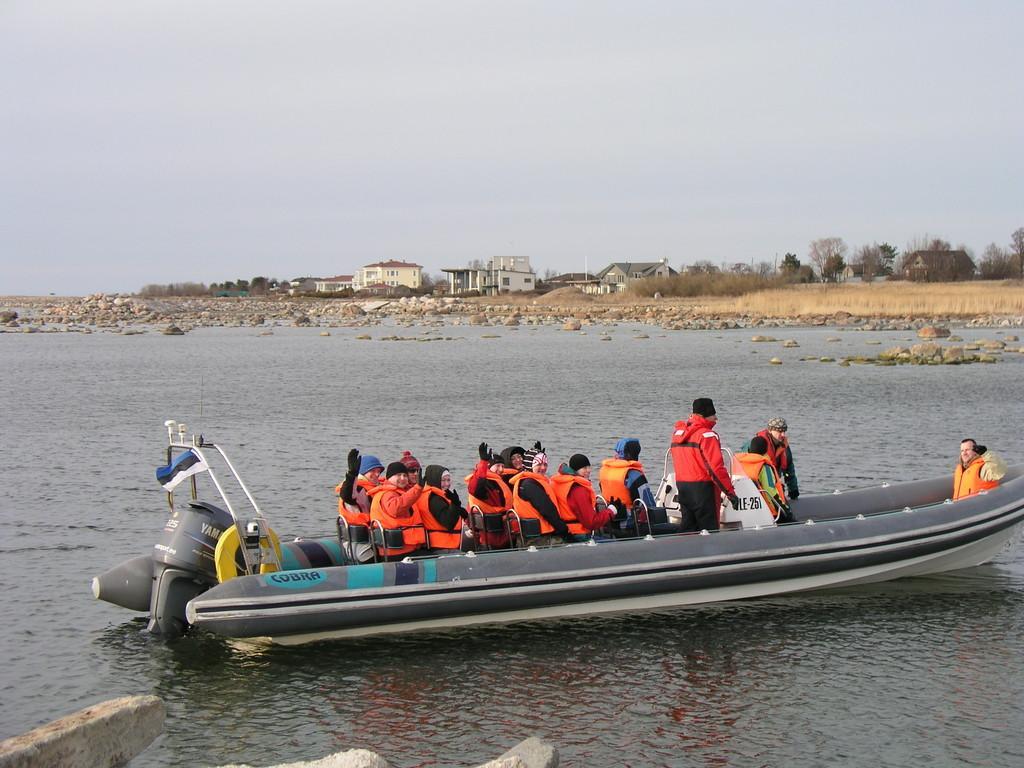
[755, 261, 774, 278]
[902, 234, 951, 271]
[851, 243, 882, 282]
[979, 243, 1015, 279]
[689, 260, 719, 274]
[808, 237, 848, 282]
[1012, 227, 1024, 280]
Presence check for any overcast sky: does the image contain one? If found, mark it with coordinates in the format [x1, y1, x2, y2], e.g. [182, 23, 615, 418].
[3, 1, 1022, 295]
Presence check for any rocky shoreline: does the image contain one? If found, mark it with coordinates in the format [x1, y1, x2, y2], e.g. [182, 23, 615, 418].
[3, 292, 1023, 336]
[0, 695, 557, 768]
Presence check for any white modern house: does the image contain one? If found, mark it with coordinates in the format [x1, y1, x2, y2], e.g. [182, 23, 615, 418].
[442, 256, 537, 295]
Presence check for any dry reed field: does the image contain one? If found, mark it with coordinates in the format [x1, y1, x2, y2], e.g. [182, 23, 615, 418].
[732, 281, 1024, 318]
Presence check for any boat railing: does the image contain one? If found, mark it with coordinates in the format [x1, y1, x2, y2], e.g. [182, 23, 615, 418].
[465, 505, 513, 552]
[161, 419, 281, 576]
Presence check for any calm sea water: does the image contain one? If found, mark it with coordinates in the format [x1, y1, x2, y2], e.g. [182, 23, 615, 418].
[2, 321, 1023, 767]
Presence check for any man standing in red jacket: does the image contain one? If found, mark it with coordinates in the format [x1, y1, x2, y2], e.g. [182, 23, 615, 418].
[670, 398, 739, 533]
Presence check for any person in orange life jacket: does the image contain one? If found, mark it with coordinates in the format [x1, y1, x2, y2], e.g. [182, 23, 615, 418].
[498, 445, 526, 478]
[465, 442, 518, 549]
[954, 438, 1007, 500]
[670, 397, 740, 533]
[337, 450, 385, 520]
[467, 442, 517, 509]
[553, 454, 620, 533]
[335, 449, 385, 563]
[398, 450, 421, 476]
[598, 438, 657, 521]
[369, 461, 426, 558]
[734, 436, 794, 523]
[512, 444, 573, 545]
[743, 417, 799, 499]
[414, 465, 469, 553]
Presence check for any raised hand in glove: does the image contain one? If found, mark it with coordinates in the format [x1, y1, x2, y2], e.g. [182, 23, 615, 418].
[346, 448, 360, 476]
[726, 493, 741, 509]
[533, 440, 544, 452]
[479, 442, 490, 461]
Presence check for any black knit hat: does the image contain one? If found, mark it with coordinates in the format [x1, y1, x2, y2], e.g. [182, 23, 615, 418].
[385, 461, 409, 479]
[568, 453, 591, 472]
[749, 435, 769, 455]
[692, 397, 716, 417]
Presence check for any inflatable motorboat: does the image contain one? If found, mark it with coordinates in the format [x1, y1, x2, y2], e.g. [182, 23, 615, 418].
[93, 421, 1024, 645]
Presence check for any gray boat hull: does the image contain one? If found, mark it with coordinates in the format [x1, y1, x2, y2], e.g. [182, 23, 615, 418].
[186, 468, 1024, 644]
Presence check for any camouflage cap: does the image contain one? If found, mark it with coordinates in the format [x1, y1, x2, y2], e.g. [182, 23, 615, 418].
[767, 417, 788, 432]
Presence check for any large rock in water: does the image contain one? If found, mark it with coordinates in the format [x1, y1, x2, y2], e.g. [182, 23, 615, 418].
[0, 695, 164, 768]
[918, 325, 951, 339]
[909, 342, 942, 360]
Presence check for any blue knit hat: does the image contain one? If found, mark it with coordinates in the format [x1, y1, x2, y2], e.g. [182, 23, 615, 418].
[614, 438, 641, 460]
[359, 455, 384, 475]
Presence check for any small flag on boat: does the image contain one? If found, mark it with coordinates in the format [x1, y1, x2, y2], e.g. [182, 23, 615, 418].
[156, 449, 209, 491]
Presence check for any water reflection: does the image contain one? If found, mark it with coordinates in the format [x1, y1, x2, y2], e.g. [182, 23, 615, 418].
[88, 572, 1024, 767]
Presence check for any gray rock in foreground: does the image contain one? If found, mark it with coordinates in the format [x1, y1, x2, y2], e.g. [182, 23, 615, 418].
[218, 750, 389, 768]
[217, 737, 558, 768]
[481, 737, 558, 768]
[0, 695, 164, 768]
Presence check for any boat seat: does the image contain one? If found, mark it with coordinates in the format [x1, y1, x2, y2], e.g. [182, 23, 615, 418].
[369, 520, 430, 562]
[466, 506, 512, 551]
[336, 517, 371, 564]
[507, 510, 544, 548]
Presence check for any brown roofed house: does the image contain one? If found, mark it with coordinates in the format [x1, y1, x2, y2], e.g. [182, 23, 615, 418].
[903, 250, 975, 282]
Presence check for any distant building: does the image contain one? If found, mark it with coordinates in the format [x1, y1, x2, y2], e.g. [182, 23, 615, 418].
[354, 261, 423, 292]
[594, 260, 677, 293]
[903, 250, 975, 282]
[288, 278, 319, 295]
[314, 275, 354, 292]
[359, 281, 413, 297]
[840, 264, 864, 283]
[545, 272, 601, 294]
[442, 256, 537, 295]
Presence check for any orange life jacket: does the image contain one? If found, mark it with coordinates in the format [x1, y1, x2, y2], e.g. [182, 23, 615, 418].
[953, 459, 999, 500]
[598, 459, 643, 507]
[464, 470, 513, 514]
[510, 471, 557, 535]
[733, 452, 787, 518]
[756, 429, 790, 473]
[369, 483, 426, 556]
[335, 476, 377, 526]
[413, 486, 463, 549]
[549, 474, 593, 535]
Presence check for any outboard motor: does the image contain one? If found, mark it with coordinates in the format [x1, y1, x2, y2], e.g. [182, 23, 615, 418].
[94, 424, 286, 638]
[148, 501, 235, 636]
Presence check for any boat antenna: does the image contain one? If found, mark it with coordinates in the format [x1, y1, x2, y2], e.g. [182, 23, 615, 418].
[198, 374, 204, 440]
